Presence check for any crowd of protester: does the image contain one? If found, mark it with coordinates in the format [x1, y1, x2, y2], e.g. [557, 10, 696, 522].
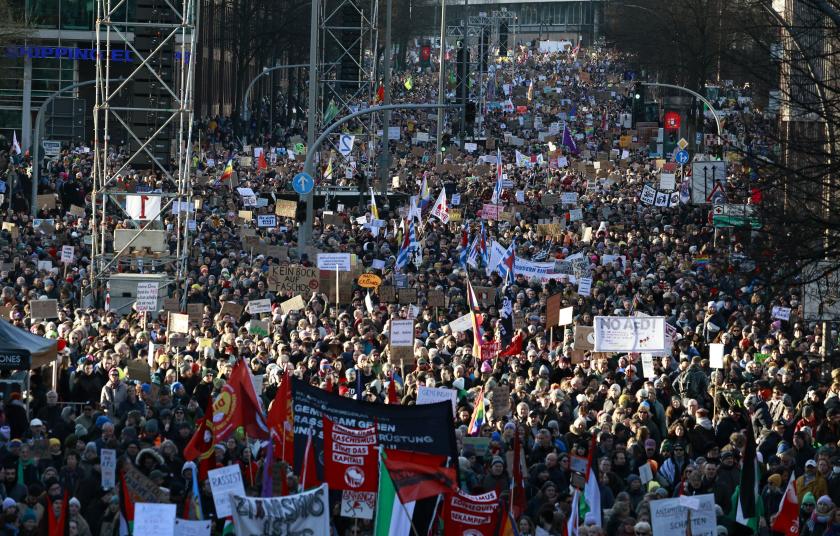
[0, 41, 835, 536]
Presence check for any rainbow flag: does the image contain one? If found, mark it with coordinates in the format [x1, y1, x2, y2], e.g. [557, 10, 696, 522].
[467, 388, 485, 436]
[220, 159, 233, 181]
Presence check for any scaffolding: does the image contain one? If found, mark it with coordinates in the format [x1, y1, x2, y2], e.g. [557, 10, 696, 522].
[318, 0, 379, 173]
[91, 0, 197, 302]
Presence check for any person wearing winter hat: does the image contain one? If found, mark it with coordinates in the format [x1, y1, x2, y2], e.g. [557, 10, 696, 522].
[798, 459, 829, 503]
[804, 495, 836, 535]
[480, 455, 510, 499]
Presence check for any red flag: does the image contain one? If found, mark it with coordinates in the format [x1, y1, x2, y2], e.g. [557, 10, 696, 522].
[387, 375, 399, 405]
[376, 85, 385, 102]
[184, 399, 216, 479]
[212, 358, 269, 442]
[322, 416, 378, 492]
[498, 332, 523, 358]
[771, 472, 799, 535]
[267, 374, 294, 464]
[510, 430, 526, 518]
[383, 449, 457, 503]
[258, 151, 268, 170]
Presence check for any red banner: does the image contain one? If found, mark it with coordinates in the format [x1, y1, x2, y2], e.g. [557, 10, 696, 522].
[443, 490, 501, 536]
[322, 416, 378, 492]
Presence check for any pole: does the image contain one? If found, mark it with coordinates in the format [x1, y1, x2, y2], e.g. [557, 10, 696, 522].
[304, 0, 319, 249]
[32, 79, 123, 216]
[435, 0, 447, 162]
[459, 0, 468, 151]
[297, 102, 462, 246]
[22, 56, 32, 152]
[241, 64, 311, 128]
[379, 0, 393, 195]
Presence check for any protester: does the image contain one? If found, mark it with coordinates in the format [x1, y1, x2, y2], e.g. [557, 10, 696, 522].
[0, 40, 831, 536]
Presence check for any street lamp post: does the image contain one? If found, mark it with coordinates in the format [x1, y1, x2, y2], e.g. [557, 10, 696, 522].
[31, 78, 123, 216]
[297, 102, 462, 246]
[240, 63, 311, 141]
[435, 0, 447, 162]
[640, 82, 723, 143]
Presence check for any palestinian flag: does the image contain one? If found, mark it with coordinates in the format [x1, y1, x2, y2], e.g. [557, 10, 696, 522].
[375, 449, 416, 536]
[731, 411, 764, 532]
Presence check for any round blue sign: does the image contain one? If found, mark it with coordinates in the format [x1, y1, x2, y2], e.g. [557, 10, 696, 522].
[292, 172, 314, 195]
[675, 150, 689, 165]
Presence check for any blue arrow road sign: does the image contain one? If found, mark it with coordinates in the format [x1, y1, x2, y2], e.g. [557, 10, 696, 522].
[675, 150, 689, 165]
[292, 172, 314, 195]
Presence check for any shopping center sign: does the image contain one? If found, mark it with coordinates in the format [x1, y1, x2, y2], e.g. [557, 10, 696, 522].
[5, 45, 190, 63]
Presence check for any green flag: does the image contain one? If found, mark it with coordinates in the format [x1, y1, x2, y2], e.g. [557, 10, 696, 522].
[324, 99, 340, 125]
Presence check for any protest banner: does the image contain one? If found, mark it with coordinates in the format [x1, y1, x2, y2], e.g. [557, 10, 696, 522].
[593, 316, 667, 353]
[650, 493, 716, 536]
[443, 490, 502, 535]
[121, 463, 169, 504]
[416, 385, 458, 416]
[231, 484, 330, 536]
[322, 417, 378, 518]
[291, 378, 457, 480]
[208, 464, 245, 518]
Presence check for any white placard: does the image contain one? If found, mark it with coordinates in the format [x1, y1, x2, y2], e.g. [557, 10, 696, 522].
[593, 316, 667, 353]
[390, 319, 414, 347]
[448, 313, 473, 334]
[236, 187, 256, 197]
[464, 142, 478, 152]
[568, 208, 583, 222]
[650, 493, 716, 536]
[135, 282, 159, 312]
[257, 214, 276, 228]
[660, 173, 677, 191]
[173, 519, 212, 536]
[208, 465, 246, 518]
[515, 190, 525, 203]
[134, 503, 176, 536]
[709, 343, 724, 369]
[639, 461, 653, 484]
[772, 306, 791, 321]
[231, 485, 329, 536]
[641, 353, 656, 379]
[317, 253, 352, 271]
[100, 448, 116, 489]
[371, 259, 386, 270]
[577, 277, 592, 297]
[451, 193, 461, 206]
[561, 192, 579, 205]
[60, 245, 74, 264]
[559, 306, 574, 326]
[247, 299, 272, 314]
[416, 386, 458, 416]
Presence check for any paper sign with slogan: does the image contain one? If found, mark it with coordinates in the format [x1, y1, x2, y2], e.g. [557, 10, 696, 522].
[275, 200, 297, 218]
[187, 303, 203, 325]
[162, 297, 180, 313]
[491, 384, 511, 417]
[37, 194, 56, 210]
[219, 301, 243, 319]
[237, 210, 253, 221]
[378, 286, 396, 303]
[127, 360, 152, 383]
[317, 253, 352, 271]
[30, 299, 58, 320]
[133, 503, 176, 536]
[397, 288, 417, 305]
[247, 299, 272, 315]
[249, 319, 270, 338]
[280, 295, 306, 314]
[269, 264, 320, 297]
[208, 465, 246, 519]
[473, 287, 495, 308]
[168, 312, 190, 334]
[389, 319, 415, 364]
[546, 293, 563, 326]
[60, 246, 74, 264]
[427, 289, 446, 307]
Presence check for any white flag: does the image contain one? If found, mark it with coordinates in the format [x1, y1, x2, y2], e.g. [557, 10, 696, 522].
[365, 291, 374, 314]
[11, 131, 21, 155]
[430, 189, 449, 223]
[125, 194, 162, 220]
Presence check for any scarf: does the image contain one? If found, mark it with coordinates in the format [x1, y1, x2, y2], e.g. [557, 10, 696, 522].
[17, 456, 37, 487]
[47, 493, 67, 536]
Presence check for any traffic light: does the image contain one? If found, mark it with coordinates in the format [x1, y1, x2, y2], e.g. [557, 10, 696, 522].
[441, 133, 451, 152]
[631, 82, 645, 125]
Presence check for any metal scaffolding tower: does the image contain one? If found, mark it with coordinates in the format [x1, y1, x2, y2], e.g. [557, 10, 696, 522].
[318, 0, 379, 159]
[91, 0, 198, 300]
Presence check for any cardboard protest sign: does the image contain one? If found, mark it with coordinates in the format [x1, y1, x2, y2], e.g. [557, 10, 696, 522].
[490, 384, 511, 417]
[275, 200, 298, 217]
[30, 299, 58, 320]
[269, 264, 320, 297]
[389, 319, 415, 364]
[168, 312, 190, 334]
[546, 293, 563, 326]
[208, 465, 245, 518]
[280, 295, 306, 314]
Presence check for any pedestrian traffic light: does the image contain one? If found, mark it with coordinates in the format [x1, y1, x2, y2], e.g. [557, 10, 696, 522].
[441, 133, 451, 152]
[631, 82, 645, 125]
[632, 82, 643, 101]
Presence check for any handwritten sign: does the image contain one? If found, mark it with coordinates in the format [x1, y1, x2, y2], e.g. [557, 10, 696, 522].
[208, 465, 246, 518]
